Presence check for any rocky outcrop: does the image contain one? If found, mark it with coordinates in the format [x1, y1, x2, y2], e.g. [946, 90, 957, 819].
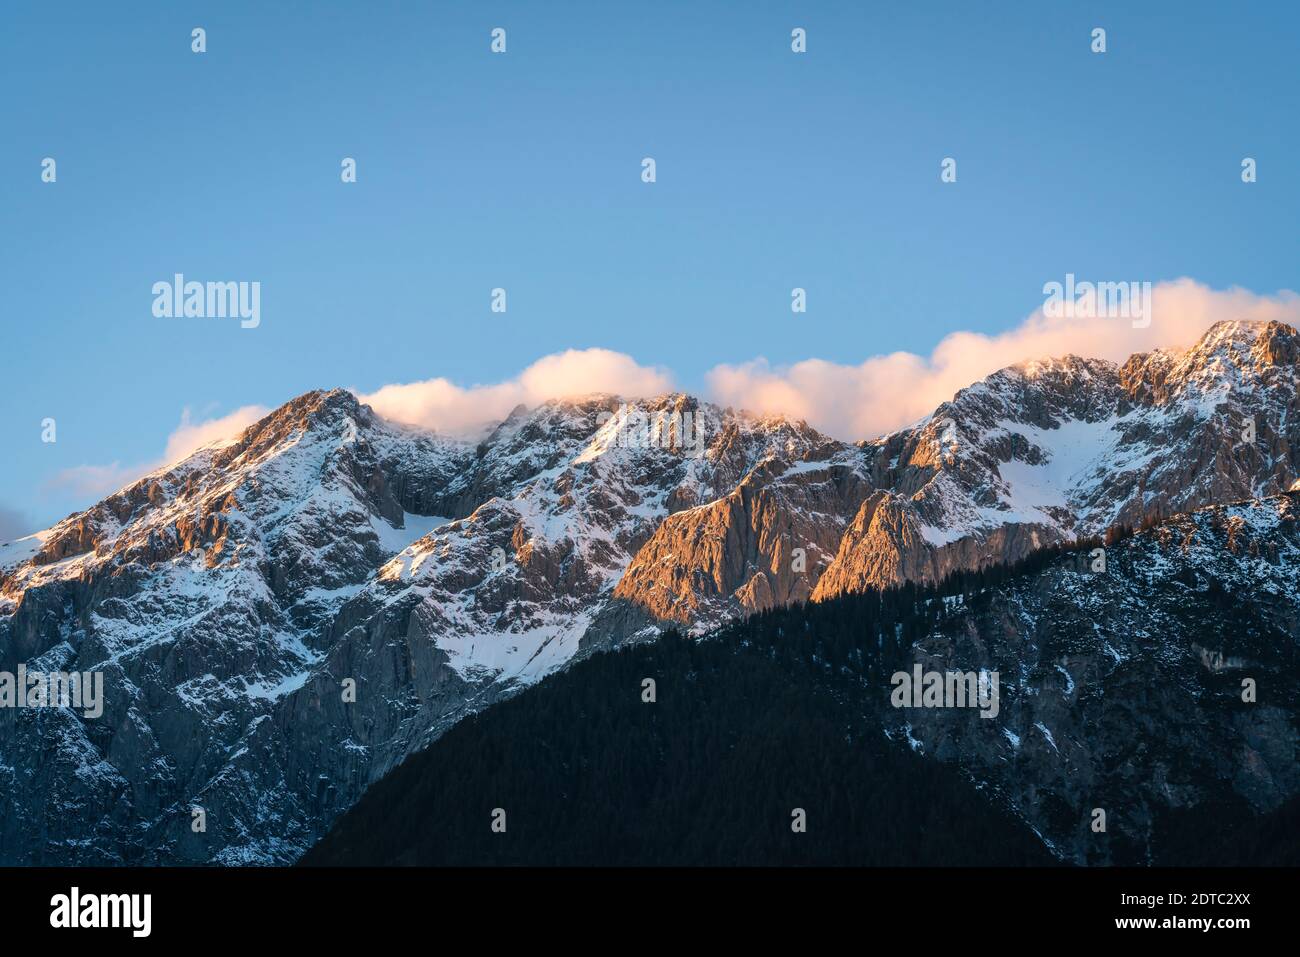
[0, 389, 472, 863]
[611, 453, 872, 628]
[0, 389, 856, 863]
[1, 319, 1298, 864]
[807, 320, 1300, 595]
[887, 492, 1300, 863]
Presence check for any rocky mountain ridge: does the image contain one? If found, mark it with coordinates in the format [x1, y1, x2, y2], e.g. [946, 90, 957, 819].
[2, 319, 1297, 863]
[889, 490, 1300, 862]
[304, 490, 1300, 866]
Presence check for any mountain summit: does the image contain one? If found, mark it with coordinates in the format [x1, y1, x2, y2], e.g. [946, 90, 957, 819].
[2, 321, 1298, 863]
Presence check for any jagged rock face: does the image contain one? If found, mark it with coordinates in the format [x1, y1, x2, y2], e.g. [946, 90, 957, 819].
[0, 389, 852, 863]
[889, 493, 1300, 863]
[608, 449, 872, 631]
[251, 397, 858, 829]
[0, 390, 472, 863]
[812, 320, 1300, 598]
[1, 319, 1297, 864]
[1113, 319, 1300, 512]
[339, 396, 844, 679]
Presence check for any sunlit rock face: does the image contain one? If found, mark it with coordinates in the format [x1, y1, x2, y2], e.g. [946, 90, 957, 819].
[2, 320, 1298, 863]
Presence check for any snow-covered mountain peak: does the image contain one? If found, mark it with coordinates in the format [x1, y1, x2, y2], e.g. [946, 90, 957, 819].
[1192, 317, 1296, 357]
[4, 324, 1300, 865]
[1122, 319, 1300, 406]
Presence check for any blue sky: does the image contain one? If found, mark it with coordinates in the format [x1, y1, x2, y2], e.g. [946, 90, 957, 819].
[2, 0, 1298, 536]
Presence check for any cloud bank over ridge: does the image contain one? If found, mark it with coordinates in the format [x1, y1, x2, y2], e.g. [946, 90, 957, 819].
[357, 349, 675, 436]
[706, 279, 1300, 439]
[363, 279, 1300, 441]
[31, 279, 1300, 534]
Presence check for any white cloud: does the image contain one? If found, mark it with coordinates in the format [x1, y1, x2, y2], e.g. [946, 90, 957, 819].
[33, 280, 1300, 513]
[162, 406, 268, 462]
[47, 462, 143, 500]
[706, 279, 1300, 440]
[49, 405, 268, 500]
[358, 348, 675, 434]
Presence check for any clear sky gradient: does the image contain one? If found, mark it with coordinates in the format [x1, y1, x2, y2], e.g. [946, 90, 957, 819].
[2, 1, 1297, 535]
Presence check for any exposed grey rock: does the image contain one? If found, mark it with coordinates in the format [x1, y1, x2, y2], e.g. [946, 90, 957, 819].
[1, 320, 1297, 864]
[887, 492, 1300, 863]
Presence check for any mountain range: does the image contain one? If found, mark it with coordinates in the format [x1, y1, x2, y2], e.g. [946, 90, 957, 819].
[2, 318, 1297, 864]
[305, 496, 1300, 866]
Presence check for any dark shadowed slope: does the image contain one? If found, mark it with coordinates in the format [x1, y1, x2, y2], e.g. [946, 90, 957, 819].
[305, 496, 1300, 867]
[302, 627, 1056, 866]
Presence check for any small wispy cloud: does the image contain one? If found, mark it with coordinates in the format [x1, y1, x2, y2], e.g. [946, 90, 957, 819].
[47, 462, 143, 500]
[49, 405, 269, 500]
[161, 407, 269, 463]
